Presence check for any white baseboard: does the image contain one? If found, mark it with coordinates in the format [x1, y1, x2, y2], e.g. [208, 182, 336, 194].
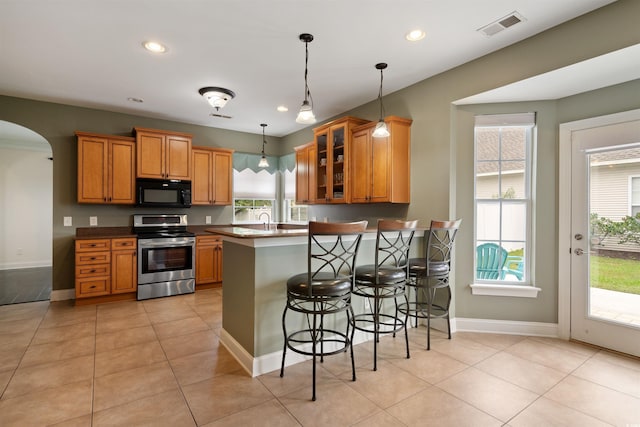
[220, 328, 372, 377]
[0, 262, 52, 270]
[221, 318, 559, 378]
[455, 317, 558, 337]
[50, 289, 75, 302]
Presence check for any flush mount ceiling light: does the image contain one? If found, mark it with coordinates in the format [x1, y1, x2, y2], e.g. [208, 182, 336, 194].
[142, 41, 167, 53]
[295, 33, 316, 125]
[258, 123, 269, 168]
[405, 29, 426, 42]
[199, 87, 236, 111]
[372, 63, 390, 138]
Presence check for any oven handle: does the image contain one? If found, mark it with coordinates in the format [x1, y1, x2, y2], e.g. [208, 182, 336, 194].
[138, 240, 195, 248]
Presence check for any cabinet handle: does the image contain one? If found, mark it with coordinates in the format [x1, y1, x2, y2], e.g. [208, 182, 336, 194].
[90, 244, 96, 247]
[89, 257, 96, 260]
[90, 285, 96, 289]
[90, 269, 96, 273]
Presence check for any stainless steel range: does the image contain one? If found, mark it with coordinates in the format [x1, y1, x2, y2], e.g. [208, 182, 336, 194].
[133, 214, 195, 300]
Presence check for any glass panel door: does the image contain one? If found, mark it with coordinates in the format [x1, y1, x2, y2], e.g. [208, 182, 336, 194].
[570, 119, 640, 357]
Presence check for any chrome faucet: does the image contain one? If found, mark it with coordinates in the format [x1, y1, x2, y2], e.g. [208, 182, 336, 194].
[258, 212, 271, 230]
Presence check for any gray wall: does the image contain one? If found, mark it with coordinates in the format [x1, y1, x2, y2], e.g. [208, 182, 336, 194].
[1, 0, 639, 323]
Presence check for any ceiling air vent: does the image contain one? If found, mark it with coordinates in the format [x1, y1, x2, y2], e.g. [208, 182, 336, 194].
[478, 11, 525, 37]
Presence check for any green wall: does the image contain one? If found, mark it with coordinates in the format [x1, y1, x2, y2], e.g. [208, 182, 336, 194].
[1, 0, 639, 326]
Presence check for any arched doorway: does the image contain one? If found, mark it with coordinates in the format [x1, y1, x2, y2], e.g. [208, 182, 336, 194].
[0, 121, 53, 305]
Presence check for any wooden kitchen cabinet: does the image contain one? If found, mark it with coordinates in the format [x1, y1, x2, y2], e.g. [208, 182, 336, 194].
[191, 146, 234, 205]
[195, 235, 223, 286]
[110, 238, 137, 294]
[134, 127, 192, 180]
[75, 237, 137, 301]
[350, 116, 412, 203]
[294, 141, 316, 204]
[76, 132, 136, 204]
[313, 117, 369, 204]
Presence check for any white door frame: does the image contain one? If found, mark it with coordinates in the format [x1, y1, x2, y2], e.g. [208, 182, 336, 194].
[558, 108, 640, 340]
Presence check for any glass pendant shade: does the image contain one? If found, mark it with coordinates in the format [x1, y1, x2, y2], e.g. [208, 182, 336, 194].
[296, 100, 316, 124]
[372, 120, 390, 138]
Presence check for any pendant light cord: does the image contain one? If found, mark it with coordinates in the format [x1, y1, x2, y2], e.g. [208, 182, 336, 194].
[304, 40, 313, 107]
[378, 67, 386, 119]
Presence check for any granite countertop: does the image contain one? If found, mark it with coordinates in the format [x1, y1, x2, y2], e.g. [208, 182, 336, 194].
[205, 226, 309, 239]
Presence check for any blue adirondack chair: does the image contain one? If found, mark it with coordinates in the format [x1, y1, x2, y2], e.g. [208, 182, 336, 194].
[476, 243, 508, 280]
[501, 255, 524, 280]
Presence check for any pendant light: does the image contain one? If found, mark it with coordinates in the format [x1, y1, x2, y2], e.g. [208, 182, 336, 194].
[372, 63, 390, 138]
[258, 123, 269, 168]
[295, 33, 316, 124]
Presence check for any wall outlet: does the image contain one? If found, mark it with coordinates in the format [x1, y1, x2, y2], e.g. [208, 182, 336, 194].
[89, 216, 98, 226]
[205, 216, 212, 224]
[63, 216, 72, 227]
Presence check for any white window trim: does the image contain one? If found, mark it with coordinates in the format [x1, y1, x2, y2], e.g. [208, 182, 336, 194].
[470, 283, 541, 298]
[630, 175, 640, 216]
[473, 113, 538, 297]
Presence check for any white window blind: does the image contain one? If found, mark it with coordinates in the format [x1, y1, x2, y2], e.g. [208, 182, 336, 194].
[233, 169, 276, 199]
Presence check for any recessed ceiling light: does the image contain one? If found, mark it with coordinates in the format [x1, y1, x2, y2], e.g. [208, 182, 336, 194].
[143, 41, 167, 53]
[405, 29, 426, 42]
[127, 97, 144, 103]
[277, 105, 289, 112]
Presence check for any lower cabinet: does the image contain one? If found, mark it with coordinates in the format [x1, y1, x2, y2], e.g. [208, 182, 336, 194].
[75, 238, 137, 300]
[195, 235, 223, 285]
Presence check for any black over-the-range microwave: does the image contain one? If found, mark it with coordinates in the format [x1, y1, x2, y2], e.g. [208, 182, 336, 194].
[136, 179, 192, 208]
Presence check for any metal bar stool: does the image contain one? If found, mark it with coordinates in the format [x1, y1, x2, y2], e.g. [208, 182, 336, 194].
[400, 219, 461, 350]
[352, 219, 418, 371]
[280, 220, 367, 401]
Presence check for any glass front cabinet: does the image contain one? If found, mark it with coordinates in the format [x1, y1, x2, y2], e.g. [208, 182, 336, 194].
[313, 117, 368, 203]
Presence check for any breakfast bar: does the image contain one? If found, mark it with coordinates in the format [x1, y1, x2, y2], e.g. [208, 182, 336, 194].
[208, 225, 423, 377]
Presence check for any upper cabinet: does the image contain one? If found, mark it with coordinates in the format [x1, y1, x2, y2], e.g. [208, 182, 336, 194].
[134, 127, 192, 180]
[191, 146, 234, 205]
[350, 116, 412, 203]
[294, 142, 316, 204]
[76, 132, 136, 204]
[313, 117, 369, 204]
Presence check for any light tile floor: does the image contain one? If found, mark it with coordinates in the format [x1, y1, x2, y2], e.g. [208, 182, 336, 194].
[1, 288, 639, 426]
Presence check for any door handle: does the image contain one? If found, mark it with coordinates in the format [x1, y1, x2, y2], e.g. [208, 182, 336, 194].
[574, 248, 584, 255]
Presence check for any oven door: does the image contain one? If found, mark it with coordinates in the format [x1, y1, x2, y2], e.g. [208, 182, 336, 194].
[137, 237, 195, 285]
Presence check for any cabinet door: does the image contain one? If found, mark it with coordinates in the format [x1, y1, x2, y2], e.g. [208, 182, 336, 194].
[77, 136, 108, 203]
[212, 151, 232, 205]
[165, 135, 192, 180]
[213, 241, 223, 282]
[295, 143, 316, 204]
[295, 146, 309, 203]
[328, 124, 347, 203]
[192, 149, 213, 205]
[370, 134, 391, 202]
[137, 132, 165, 179]
[350, 129, 371, 203]
[196, 236, 222, 284]
[111, 249, 137, 294]
[109, 140, 136, 204]
[315, 130, 329, 203]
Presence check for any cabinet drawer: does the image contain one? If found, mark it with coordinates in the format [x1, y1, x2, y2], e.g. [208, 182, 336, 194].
[75, 263, 110, 278]
[112, 238, 137, 250]
[76, 251, 111, 265]
[76, 239, 111, 252]
[196, 235, 222, 246]
[76, 277, 110, 298]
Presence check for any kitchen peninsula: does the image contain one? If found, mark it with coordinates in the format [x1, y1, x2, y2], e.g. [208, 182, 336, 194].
[208, 225, 422, 377]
